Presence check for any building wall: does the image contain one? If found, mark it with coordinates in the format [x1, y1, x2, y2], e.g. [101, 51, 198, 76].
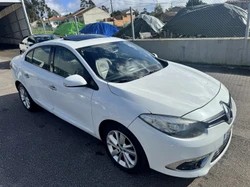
[114, 15, 135, 27]
[132, 38, 250, 66]
[0, 3, 31, 45]
[83, 7, 110, 24]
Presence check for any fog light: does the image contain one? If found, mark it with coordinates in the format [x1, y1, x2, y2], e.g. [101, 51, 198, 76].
[165, 154, 210, 171]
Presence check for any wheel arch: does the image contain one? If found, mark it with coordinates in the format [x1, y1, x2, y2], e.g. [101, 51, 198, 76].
[15, 80, 22, 90]
[99, 119, 123, 141]
[99, 119, 150, 169]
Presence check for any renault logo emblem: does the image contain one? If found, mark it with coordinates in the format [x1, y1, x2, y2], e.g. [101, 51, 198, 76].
[220, 101, 233, 124]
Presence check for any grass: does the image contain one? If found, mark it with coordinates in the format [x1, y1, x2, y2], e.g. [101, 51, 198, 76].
[32, 29, 54, 35]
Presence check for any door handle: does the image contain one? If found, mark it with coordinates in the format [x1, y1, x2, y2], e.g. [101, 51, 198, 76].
[49, 85, 57, 91]
[24, 73, 30, 78]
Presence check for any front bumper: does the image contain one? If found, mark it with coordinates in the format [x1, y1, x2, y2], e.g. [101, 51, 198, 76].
[128, 99, 236, 178]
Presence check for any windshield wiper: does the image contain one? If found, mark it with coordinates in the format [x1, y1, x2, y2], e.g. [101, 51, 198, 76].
[114, 78, 133, 83]
[142, 68, 162, 77]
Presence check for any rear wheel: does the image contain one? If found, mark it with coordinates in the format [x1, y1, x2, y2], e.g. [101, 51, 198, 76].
[103, 124, 148, 173]
[18, 84, 37, 111]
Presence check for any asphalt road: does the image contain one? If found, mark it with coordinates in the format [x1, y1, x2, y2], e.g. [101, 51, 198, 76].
[0, 49, 250, 187]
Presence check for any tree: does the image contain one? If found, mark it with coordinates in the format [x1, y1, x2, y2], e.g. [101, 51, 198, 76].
[141, 8, 149, 15]
[80, 0, 95, 8]
[24, 0, 60, 23]
[101, 5, 109, 13]
[111, 10, 123, 17]
[154, 4, 163, 15]
[186, 0, 206, 7]
[151, 4, 163, 19]
[134, 9, 139, 16]
[24, 0, 38, 22]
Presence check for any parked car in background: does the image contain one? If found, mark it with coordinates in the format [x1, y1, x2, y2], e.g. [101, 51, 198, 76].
[19, 34, 58, 54]
[11, 35, 236, 178]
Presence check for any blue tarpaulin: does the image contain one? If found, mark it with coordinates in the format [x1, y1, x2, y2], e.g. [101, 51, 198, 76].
[79, 22, 119, 36]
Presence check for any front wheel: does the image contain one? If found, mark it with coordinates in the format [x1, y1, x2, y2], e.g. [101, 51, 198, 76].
[103, 124, 148, 173]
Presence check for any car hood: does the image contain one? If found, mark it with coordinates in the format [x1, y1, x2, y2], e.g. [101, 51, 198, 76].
[108, 62, 221, 117]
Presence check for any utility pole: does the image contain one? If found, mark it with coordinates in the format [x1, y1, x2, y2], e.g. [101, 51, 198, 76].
[74, 16, 79, 35]
[110, 0, 114, 14]
[130, 6, 135, 40]
[110, 0, 114, 25]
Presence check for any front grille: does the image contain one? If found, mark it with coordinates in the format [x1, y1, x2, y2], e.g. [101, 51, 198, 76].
[205, 95, 233, 127]
[211, 130, 231, 162]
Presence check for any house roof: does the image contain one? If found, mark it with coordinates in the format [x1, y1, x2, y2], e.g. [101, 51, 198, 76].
[49, 16, 65, 21]
[165, 12, 177, 16]
[71, 7, 95, 17]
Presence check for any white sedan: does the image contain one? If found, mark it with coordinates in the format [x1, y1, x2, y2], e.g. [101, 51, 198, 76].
[10, 35, 236, 178]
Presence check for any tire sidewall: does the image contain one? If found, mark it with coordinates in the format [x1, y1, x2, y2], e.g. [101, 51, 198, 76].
[103, 124, 148, 173]
[18, 84, 36, 111]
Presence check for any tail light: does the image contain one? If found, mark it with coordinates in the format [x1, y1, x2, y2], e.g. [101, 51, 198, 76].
[9, 61, 12, 69]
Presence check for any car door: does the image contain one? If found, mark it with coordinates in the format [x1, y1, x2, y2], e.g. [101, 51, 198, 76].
[22, 46, 54, 111]
[48, 46, 95, 134]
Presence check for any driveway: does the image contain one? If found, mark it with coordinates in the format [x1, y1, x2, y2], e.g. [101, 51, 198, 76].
[0, 49, 250, 187]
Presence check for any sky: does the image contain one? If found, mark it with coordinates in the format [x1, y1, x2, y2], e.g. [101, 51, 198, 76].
[45, 0, 226, 15]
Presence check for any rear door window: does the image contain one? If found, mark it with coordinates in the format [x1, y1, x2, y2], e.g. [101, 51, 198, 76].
[32, 46, 51, 71]
[25, 50, 33, 63]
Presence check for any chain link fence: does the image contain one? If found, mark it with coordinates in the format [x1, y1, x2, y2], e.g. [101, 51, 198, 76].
[114, 1, 250, 40]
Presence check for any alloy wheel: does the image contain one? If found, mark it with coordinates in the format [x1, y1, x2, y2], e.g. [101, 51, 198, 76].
[106, 130, 137, 168]
[19, 87, 30, 109]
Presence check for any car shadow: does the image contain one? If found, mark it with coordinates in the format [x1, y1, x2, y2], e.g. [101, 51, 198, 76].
[0, 44, 18, 50]
[0, 61, 10, 69]
[0, 93, 195, 187]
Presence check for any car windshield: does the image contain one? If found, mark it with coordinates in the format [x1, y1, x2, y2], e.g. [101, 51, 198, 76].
[77, 41, 165, 83]
[35, 35, 58, 43]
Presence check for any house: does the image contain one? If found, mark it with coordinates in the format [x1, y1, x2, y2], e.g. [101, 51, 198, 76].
[103, 15, 136, 28]
[47, 16, 66, 28]
[226, 0, 248, 10]
[66, 7, 110, 25]
[167, 6, 184, 13]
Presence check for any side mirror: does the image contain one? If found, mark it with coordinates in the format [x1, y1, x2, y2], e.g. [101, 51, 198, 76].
[63, 74, 87, 87]
[152, 53, 158, 58]
[27, 38, 36, 43]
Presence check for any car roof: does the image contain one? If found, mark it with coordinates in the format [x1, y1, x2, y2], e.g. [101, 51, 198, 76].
[42, 35, 125, 49]
[34, 34, 54, 38]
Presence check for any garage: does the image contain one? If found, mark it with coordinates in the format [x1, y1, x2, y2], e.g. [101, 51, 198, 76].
[0, 0, 31, 47]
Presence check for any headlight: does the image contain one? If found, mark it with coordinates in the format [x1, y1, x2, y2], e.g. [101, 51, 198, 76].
[139, 114, 207, 138]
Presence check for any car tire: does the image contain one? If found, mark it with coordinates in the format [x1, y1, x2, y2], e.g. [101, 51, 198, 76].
[18, 84, 37, 112]
[103, 123, 148, 173]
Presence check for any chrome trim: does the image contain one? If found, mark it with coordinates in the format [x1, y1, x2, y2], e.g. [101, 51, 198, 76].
[205, 95, 233, 128]
[165, 154, 210, 171]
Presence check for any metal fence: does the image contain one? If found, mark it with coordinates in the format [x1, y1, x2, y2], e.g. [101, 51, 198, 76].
[114, 1, 250, 41]
[29, 1, 250, 41]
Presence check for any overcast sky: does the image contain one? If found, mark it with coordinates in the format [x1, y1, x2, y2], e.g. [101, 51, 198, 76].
[45, 0, 226, 15]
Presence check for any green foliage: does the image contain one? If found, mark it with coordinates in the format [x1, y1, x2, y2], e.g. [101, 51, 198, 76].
[80, 0, 95, 8]
[32, 29, 54, 35]
[24, 0, 60, 23]
[186, 0, 206, 7]
[151, 4, 164, 20]
[134, 9, 139, 16]
[111, 10, 123, 17]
